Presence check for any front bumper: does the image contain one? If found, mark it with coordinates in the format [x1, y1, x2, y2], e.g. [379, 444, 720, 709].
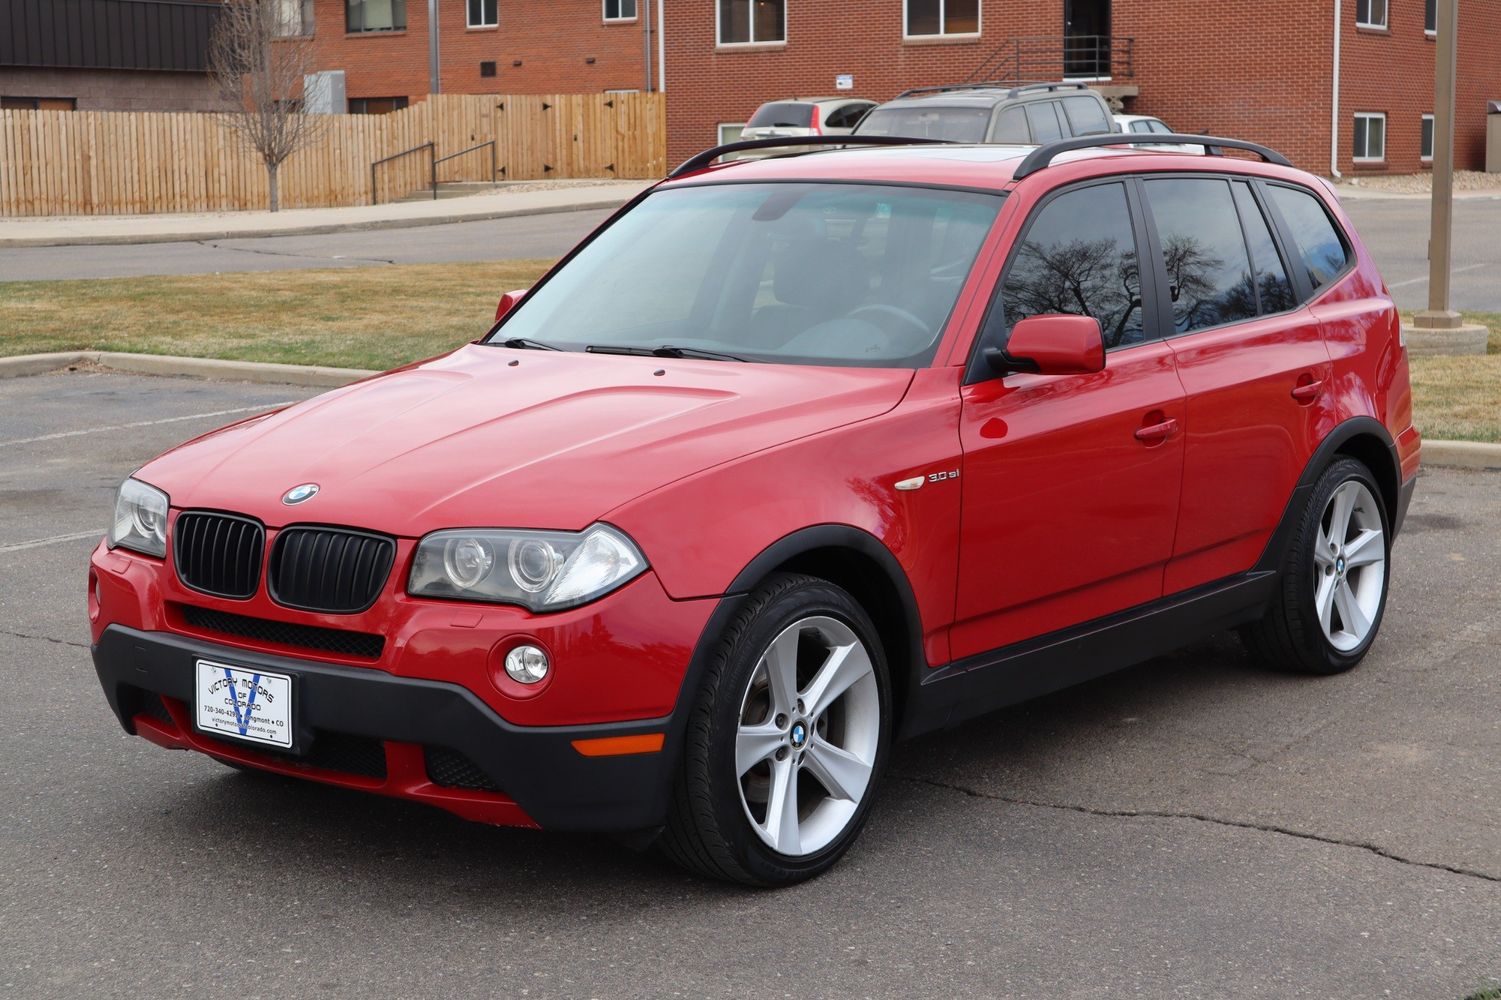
[93, 624, 687, 831]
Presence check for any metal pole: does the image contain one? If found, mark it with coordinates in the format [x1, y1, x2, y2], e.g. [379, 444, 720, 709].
[428, 0, 442, 95]
[642, 0, 653, 92]
[1416, 0, 1460, 328]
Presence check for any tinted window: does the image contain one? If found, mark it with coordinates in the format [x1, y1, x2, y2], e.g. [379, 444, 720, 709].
[1231, 182, 1296, 314]
[1000, 183, 1145, 350]
[1129, 120, 1152, 134]
[495, 183, 1002, 368]
[1143, 178, 1258, 333]
[856, 106, 991, 142]
[1023, 102, 1063, 142]
[1061, 96, 1111, 136]
[991, 105, 1029, 142]
[748, 102, 814, 128]
[823, 103, 871, 129]
[1267, 184, 1350, 290]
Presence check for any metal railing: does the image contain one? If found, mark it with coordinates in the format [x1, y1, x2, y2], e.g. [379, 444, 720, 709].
[370, 141, 435, 206]
[967, 35, 1135, 85]
[434, 139, 498, 186]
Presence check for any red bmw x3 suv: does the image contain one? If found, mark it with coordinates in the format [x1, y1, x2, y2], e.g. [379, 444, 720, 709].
[91, 133, 1420, 886]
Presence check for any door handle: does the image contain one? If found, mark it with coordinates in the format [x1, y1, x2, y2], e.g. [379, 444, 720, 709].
[1291, 379, 1324, 403]
[1134, 417, 1178, 443]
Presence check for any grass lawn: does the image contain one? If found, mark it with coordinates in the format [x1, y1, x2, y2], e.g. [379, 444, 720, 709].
[2, 265, 1497, 441]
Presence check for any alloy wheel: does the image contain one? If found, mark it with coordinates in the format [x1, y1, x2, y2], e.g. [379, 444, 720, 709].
[1313, 480, 1386, 652]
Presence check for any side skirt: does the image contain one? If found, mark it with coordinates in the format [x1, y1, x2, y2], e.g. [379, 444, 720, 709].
[898, 571, 1279, 739]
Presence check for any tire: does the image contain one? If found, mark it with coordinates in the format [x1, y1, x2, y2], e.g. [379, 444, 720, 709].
[1241, 457, 1391, 675]
[659, 572, 892, 886]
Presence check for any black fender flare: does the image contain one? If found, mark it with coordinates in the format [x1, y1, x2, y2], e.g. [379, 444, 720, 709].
[1254, 416, 1403, 573]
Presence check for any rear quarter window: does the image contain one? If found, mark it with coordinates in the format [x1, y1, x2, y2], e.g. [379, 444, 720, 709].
[748, 102, 814, 128]
[1061, 95, 1112, 136]
[1266, 184, 1352, 291]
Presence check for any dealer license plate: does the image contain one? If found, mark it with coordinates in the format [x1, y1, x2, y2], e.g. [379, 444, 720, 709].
[193, 660, 293, 749]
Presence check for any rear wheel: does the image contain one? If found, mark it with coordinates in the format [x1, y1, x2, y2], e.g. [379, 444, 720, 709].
[1242, 457, 1390, 674]
[660, 573, 891, 886]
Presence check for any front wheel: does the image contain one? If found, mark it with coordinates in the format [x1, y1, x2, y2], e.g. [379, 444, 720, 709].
[660, 573, 891, 886]
[1242, 457, 1390, 674]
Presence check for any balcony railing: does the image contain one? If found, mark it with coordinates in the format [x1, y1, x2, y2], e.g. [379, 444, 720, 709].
[967, 35, 1135, 85]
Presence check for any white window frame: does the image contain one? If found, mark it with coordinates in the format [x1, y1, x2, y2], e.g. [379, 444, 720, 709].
[1353, 112, 1386, 162]
[902, 0, 982, 39]
[1355, 0, 1387, 29]
[715, 0, 786, 47]
[274, 0, 311, 36]
[466, 0, 498, 29]
[718, 123, 746, 145]
[603, 0, 637, 22]
[1420, 113, 1435, 162]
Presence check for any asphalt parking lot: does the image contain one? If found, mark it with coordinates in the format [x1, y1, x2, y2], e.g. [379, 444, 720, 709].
[1, 370, 1498, 1000]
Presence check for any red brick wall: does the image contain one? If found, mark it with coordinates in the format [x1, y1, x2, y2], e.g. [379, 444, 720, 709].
[662, 0, 1501, 175]
[296, 0, 651, 103]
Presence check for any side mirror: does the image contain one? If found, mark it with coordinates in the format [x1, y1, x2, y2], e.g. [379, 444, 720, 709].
[984, 314, 1105, 376]
[494, 287, 530, 322]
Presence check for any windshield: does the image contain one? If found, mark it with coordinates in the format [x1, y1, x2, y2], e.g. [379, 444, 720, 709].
[855, 106, 991, 142]
[748, 102, 816, 128]
[489, 183, 1003, 368]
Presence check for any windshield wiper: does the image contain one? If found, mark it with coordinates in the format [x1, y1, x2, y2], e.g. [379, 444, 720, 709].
[499, 337, 559, 351]
[586, 344, 747, 362]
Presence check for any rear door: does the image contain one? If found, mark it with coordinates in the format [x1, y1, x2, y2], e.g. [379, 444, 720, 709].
[951, 179, 1186, 659]
[1141, 175, 1335, 593]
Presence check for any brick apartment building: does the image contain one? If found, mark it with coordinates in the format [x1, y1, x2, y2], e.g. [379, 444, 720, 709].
[4, 0, 1498, 176]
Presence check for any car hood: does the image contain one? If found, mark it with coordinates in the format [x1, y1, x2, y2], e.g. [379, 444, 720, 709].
[138, 344, 915, 536]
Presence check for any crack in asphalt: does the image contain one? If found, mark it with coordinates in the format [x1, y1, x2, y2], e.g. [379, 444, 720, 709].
[1, 628, 89, 650]
[904, 775, 1501, 886]
[193, 240, 397, 266]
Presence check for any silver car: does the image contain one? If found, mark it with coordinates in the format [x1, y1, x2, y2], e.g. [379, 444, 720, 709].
[740, 97, 877, 144]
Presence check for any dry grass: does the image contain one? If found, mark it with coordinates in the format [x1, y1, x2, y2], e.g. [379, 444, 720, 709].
[2, 266, 1496, 441]
[0, 260, 554, 372]
[1405, 313, 1501, 443]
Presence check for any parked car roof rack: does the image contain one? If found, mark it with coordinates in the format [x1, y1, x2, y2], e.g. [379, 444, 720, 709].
[893, 80, 1091, 100]
[668, 134, 955, 178]
[1013, 132, 1293, 179]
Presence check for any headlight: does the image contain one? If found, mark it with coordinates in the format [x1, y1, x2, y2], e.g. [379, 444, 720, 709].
[408, 524, 647, 612]
[108, 478, 169, 558]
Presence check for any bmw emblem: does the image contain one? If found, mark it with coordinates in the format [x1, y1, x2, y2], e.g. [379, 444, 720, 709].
[282, 483, 319, 505]
[790, 721, 808, 749]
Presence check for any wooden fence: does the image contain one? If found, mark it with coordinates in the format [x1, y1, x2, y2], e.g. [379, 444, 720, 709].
[0, 92, 665, 217]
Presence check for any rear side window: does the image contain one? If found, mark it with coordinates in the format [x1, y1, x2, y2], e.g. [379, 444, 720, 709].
[1061, 96, 1111, 136]
[991, 105, 1029, 142]
[748, 102, 814, 128]
[1142, 177, 1258, 333]
[999, 182, 1145, 350]
[1129, 120, 1152, 134]
[1023, 102, 1063, 142]
[1266, 184, 1351, 290]
[856, 106, 991, 142]
[823, 103, 871, 129]
[1231, 182, 1296, 313]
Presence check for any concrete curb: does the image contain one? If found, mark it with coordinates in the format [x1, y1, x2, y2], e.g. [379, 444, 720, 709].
[0, 197, 633, 249]
[4, 351, 1500, 469]
[0, 351, 373, 387]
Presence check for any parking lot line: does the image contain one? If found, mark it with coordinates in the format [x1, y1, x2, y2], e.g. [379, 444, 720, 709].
[0, 529, 103, 553]
[0, 403, 292, 448]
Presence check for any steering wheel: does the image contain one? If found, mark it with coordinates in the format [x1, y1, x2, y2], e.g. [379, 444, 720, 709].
[845, 304, 931, 343]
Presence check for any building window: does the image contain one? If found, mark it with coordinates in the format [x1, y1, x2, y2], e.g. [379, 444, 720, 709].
[467, 0, 497, 27]
[905, 0, 980, 37]
[1353, 112, 1386, 162]
[1421, 114, 1435, 161]
[275, 0, 311, 36]
[717, 0, 785, 44]
[349, 96, 410, 114]
[1355, 0, 1387, 28]
[1424, 0, 1437, 32]
[1, 96, 76, 110]
[604, 0, 637, 21]
[347, 0, 406, 32]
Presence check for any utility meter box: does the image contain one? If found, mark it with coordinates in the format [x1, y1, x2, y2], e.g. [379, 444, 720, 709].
[303, 70, 348, 115]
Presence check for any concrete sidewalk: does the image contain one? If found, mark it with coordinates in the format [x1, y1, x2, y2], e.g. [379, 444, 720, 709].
[0, 180, 652, 248]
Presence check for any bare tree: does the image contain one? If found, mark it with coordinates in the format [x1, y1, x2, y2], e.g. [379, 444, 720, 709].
[208, 0, 324, 212]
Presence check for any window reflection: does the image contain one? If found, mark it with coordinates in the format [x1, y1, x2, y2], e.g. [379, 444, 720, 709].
[1144, 178, 1258, 334]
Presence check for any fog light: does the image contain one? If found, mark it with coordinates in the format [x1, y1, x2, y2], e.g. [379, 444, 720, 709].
[504, 644, 550, 684]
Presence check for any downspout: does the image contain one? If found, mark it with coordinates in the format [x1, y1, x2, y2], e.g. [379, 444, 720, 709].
[1330, 0, 1342, 178]
[428, 0, 442, 94]
[657, 0, 666, 91]
[643, 0, 653, 91]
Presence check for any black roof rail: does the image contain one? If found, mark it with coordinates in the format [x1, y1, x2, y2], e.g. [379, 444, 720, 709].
[893, 80, 1091, 99]
[1012, 133, 1293, 180]
[668, 135, 955, 179]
